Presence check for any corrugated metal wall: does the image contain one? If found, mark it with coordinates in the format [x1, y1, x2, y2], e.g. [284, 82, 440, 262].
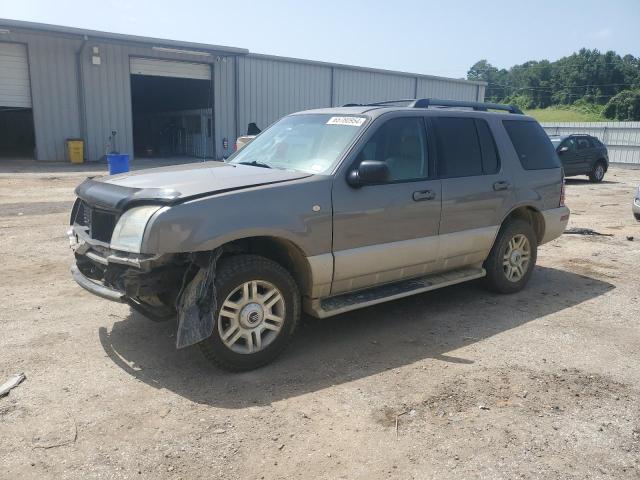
[542, 122, 640, 165]
[237, 54, 483, 136]
[332, 69, 415, 106]
[416, 77, 480, 101]
[80, 43, 223, 162]
[213, 57, 236, 158]
[236, 55, 332, 135]
[1, 27, 484, 162]
[1, 32, 82, 161]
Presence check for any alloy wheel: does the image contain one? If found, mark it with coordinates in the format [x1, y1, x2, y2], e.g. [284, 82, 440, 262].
[502, 234, 531, 282]
[217, 280, 286, 354]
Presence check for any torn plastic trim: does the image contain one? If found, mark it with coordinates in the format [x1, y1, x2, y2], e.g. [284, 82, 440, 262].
[175, 249, 224, 349]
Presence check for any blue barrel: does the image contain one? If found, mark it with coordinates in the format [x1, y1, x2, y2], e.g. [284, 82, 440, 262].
[107, 153, 130, 175]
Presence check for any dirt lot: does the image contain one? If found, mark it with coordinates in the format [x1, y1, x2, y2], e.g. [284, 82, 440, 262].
[1, 161, 639, 479]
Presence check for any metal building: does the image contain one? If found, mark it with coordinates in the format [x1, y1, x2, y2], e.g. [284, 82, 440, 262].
[0, 18, 486, 162]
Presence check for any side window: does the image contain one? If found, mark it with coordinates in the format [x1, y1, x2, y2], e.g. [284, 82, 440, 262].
[475, 119, 500, 174]
[356, 117, 428, 182]
[502, 120, 561, 170]
[433, 117, 482, 177]
[561, 138, 577, 152]
[576, 138, 591, 150]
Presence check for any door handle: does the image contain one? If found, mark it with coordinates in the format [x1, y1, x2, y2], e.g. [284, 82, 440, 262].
[413, 190, 436, 201]
[493, 181, 511, 191]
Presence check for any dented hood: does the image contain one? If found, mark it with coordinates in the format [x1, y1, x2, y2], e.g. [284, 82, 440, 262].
[76, 161, 312, 211]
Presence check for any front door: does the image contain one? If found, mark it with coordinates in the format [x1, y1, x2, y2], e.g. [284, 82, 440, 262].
[331, 116, 442, 294]
[558, 137, 579, 175]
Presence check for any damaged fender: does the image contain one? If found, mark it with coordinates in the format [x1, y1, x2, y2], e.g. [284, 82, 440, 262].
[175, 249, 223, 348]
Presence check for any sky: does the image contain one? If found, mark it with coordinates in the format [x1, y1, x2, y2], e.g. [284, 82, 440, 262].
[1, 0, 639, 79]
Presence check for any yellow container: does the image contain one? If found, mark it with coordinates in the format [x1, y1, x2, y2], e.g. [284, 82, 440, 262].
[66, 139, 84, 164]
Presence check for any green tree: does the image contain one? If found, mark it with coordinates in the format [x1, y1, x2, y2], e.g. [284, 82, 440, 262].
[467, 49, 640, 110]
[603, 89, 640, 120]
[467, 60, 509, 102]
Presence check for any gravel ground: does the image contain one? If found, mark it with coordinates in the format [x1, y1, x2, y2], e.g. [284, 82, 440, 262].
[1, 162, 639, 480]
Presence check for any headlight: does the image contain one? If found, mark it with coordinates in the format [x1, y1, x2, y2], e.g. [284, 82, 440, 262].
[110, 206, 161, 253]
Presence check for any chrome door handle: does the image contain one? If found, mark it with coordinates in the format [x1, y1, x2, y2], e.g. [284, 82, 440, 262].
[493, 181, 511, 191]
[413, 190, 436, 201]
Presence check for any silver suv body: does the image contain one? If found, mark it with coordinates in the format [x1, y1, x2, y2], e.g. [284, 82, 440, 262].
[69, 99, 570, 370]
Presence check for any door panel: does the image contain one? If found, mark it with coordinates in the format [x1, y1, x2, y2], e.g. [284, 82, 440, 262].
[332, 180, 442, 293]
[433, 116, 515, 269]
[331, 116, 442, 294]
[558, 138, 579, 174]
[575, 137, 592, 173]
[439, 175, 511, 269]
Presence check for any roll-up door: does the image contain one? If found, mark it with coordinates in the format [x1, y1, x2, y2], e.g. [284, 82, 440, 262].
[130, 57, 211, 80]
[0, 43, 32, 108]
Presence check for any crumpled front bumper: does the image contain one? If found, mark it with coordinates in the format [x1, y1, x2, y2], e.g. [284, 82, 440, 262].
[68, 224, 185, 305]
[70, 262, 126, 303]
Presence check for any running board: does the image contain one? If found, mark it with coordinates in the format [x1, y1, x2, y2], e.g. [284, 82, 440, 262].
[306, 267, 486, 318]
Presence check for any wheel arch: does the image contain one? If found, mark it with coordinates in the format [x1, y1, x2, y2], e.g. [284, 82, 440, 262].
[499, 205, 545, 245]
[217, 236, 316, 297]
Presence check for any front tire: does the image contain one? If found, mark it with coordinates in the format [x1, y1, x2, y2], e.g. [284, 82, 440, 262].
[483, 219, 537, 294]
[589, 161, 606, 183]
[198, 255, 300, 371]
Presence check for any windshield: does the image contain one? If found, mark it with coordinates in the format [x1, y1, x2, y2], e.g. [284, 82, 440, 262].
[228, 114, 368, 173]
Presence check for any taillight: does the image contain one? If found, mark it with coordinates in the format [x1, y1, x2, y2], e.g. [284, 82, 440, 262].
[560, 178, 566, 207]
[233, 142, 238, 152]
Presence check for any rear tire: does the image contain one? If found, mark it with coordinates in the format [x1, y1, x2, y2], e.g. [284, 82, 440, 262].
[483, 219, 537, 294]
[589, 161, 606, 183]
[198, 255, 300, 372]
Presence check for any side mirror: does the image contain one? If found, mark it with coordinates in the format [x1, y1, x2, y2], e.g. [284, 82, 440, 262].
[558, 146, 569, 154]
[347, 160, 391, 187]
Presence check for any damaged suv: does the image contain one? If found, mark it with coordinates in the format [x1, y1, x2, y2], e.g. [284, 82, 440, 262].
[69, 99, 570, 371]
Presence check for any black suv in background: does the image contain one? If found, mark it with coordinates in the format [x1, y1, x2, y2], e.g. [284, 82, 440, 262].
[549, 134, 609, 182]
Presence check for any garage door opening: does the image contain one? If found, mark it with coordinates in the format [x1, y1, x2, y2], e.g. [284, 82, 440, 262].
[0, 107, 35, 159]
[130, 58, 213, 161]
[0, 43, 35, 160]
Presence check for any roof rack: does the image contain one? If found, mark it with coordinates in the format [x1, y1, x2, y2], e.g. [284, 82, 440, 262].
[342, 98, 523, 114]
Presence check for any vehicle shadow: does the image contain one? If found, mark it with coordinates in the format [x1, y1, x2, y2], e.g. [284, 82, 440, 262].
[99, 266, 614, 408]
[565, 178, 618, 185]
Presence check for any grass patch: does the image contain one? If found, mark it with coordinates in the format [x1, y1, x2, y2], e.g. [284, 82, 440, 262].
[525, 104, 604, 122]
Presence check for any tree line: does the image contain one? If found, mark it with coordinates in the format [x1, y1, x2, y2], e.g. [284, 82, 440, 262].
[467, 49, 640, 120]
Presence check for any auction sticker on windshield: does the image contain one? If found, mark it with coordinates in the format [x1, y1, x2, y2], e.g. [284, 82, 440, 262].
[326, 116, 366, 127]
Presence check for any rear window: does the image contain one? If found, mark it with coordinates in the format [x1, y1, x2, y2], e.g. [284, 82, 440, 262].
[503, 120, 560, 170]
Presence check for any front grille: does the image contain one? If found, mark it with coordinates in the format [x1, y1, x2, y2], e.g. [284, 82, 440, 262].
[74, 200, 118, 243]
[91, 209, 117, 242]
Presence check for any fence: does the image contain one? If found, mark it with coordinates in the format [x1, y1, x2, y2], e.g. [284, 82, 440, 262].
[541, 122, 640, 165]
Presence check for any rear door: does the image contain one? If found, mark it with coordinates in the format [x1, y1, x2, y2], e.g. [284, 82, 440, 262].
[432, 116, 515, 270]
[575, 137, 593, 174]
[331, 115, 442, 294]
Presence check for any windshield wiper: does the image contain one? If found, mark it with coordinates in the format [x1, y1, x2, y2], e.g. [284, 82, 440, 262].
[237, 160, 272, 169]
